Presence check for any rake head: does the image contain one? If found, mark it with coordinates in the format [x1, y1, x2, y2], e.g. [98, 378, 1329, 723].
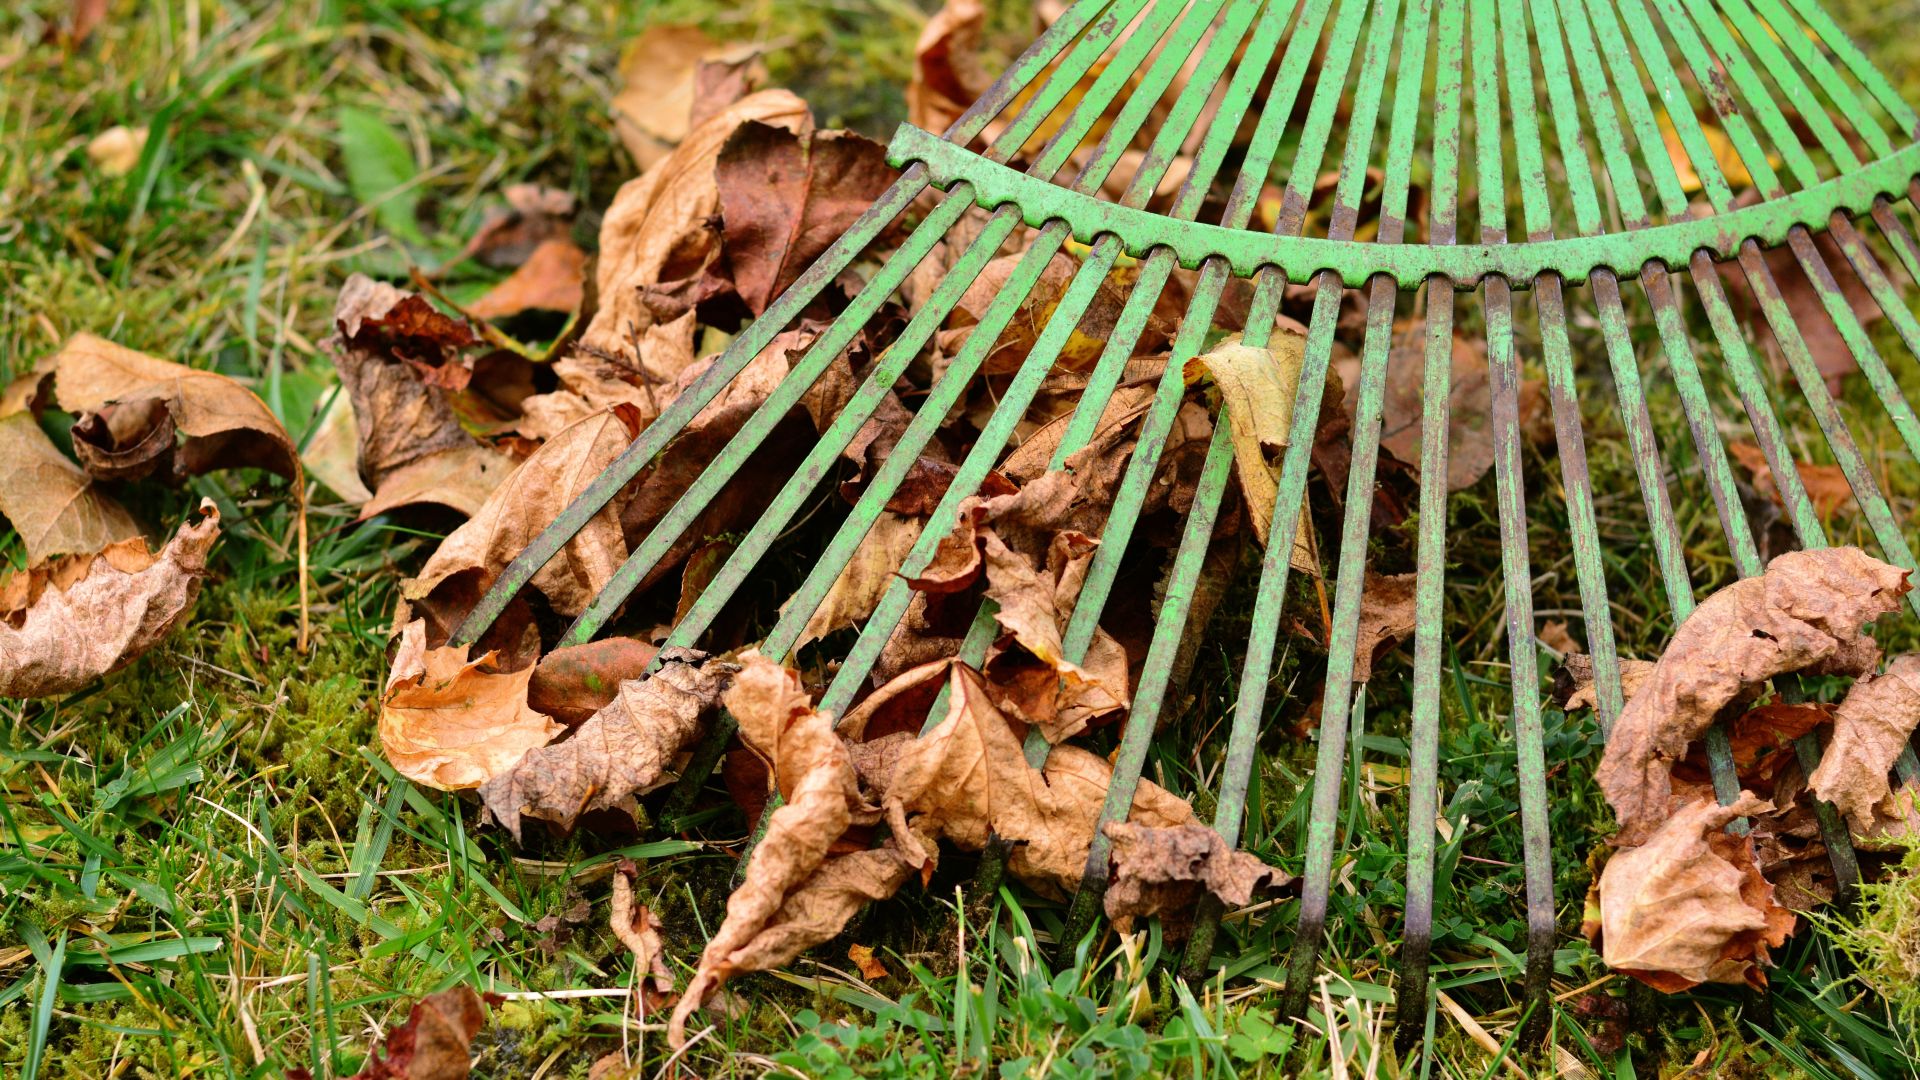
[451, 0, 1920, 1046]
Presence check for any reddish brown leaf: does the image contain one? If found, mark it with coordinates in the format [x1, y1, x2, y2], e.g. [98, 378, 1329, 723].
[1809, 654, 1920, 834]
[907, 0, 989, 134]
[380, 619, 563, 791]
[1102, 821, 1293, 938]
[466, 238, 587, 322]
[525, 638, 661, 725]
[350, 986, 495, 1080]
[715, 122, 898, 315]
[1726, 441, 1854, 521]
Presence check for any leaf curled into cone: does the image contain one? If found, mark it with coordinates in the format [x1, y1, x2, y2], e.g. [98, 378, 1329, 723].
[349, 985, 498, 1080]
[1595, 793, 1793, 992]
[1808, 654, 1920, 834]
[477, 648, 730, 839]
[0, 501, 219, 699]
[610, 860, 677, 1014]
[1597, 547, 1910, 846]
[50, 333, 301, 485]
[380, 619, 563, 791]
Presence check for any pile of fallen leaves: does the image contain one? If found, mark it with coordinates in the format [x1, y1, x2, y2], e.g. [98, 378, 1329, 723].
[1572, 547, 1920, 992]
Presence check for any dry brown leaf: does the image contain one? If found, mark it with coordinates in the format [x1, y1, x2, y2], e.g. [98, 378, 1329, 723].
[402, 406, 641, 636]
[611, 27, 763, 171]
[1540, 618, 1581, 655]
[349, 985, 495, 1080]
[1354, 572, 1416, 683]
[301, 385, 375, 504]
[1716, 220, 1879, 393]
[0, 502, 218, 698]
[1368, 320, 1497, 492]
[1185, 335, 1315, 571]
[1102, 821, 1293, 937]
[1555, 653, 1657, 713]
[1726, 442, 1853, 521]
[51, 334, 299, 484]
[908, 0, 989, 134]
[1597, 547, 1910, 845]
[466, 238, 587, 322]
[1596, 793, 1793, 992]
[611, 860, 677, 1013]
[847, 943, 889, 981]
[478, 649, 727, 838]
[884, 663, 1194, 899]
[1808, 654, 1920, 834]
[0, 412, 141, 563]
[715, 122, 897, 315]
[380, 619, 564, 791]
[86, 125, 147, 177]
[976, 529, 1129, 743]
[796, 511, 922, 649]
[584, 91, 810, 364]
[525, 637, 660, 725]
[518, 311, 699, 442]
[330, 275, 517, 518]
[455, 183, 575, 271]
[669, 652, 906, 1046]
[938, 252, 1138, 376]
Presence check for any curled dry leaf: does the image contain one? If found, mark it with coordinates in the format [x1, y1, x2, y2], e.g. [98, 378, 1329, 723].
[977, 529, 1128, 743]
[670, 652, 916, 1046]
[715, 121, 898, 315]
[584, 90, 809, 364]
[1102, 821, 1293, 938]
[0, 412, 141, 563]
[456, 183, 576, 271]
[402, 406, 642, 638]
[884, 662, 1194, 899]
[1597, 547, 1910, 845]
[331, 275, 517, 518]
[51, 334, 299, 485]
[611, 860, 677, 1013]
[1808, 654, 1920, 834]
[301, 386, 376, 504]
[379, 619, 563, 791]
[518, 311, 698, 442]
[478, 649, 729, 839]
[1595, 794, 1793, 992]
[847, 943, 889, 981]
[349, 985, 495, 1080]
[0, 501, 219, 699]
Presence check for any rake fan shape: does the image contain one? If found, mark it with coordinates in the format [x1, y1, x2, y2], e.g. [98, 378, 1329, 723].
[453, 0, 1920, 1046]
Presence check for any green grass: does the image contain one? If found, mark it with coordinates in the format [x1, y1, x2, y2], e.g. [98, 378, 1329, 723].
[3, 0, 1920, 1077]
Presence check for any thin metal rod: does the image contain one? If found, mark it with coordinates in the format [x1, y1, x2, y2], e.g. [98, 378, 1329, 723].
[1391, 0, 1461, 1050]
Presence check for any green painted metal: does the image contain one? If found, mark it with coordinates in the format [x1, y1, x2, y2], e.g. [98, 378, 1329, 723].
[889, 123, 1920, 286]
[459, 0, 1920, 1051]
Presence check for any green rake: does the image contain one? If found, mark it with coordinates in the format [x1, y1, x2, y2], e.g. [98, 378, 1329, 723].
[452, 0, 1920, 1046]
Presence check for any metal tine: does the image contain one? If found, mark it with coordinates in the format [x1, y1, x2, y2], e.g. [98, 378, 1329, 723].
[651, 0, 1239, 827]
[1090, 0, 1390, 991]
[1702, 0, 1920, 782]
[1781, 0, 1920, 142]
[558, 0, 1180, 649]
[951, 0, 1352, 900]
[1552, 0, 1742, 825]
[1509, 0, 1630, 734]
[1647, 0, 1920, 591]
[587, 0, 1222, 655]
[1740, 0, 1920, 284]
[1079, 0, 1414, 973]
[1169, 0, 1411, 1022]
[1463, 0, 1558, 1043]
[822, 0, 1316, 727]
[1701, 0, 1920, 472]
[1392, 0, 1463, 1052]
[444, 0, 1126, 648]
[1600, 0, 1866, 892]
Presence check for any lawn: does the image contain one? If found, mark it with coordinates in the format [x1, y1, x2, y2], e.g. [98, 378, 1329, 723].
[3, 0, 1920, 1077]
